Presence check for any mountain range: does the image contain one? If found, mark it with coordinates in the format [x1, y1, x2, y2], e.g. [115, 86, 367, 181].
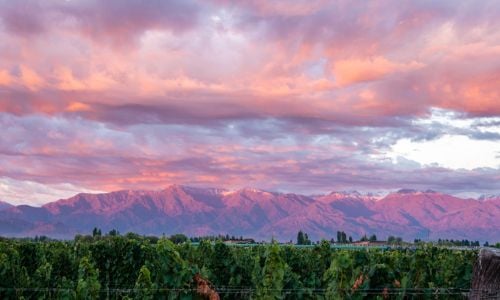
[0, 185, 499, 241]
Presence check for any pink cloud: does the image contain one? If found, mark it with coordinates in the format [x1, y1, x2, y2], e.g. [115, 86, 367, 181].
[0, 0, 497, 123]
[0, 0, 499, 201]
[19, 65, 45, 91]
[333, 56, 424, 86]
[0, 70, 12, 86]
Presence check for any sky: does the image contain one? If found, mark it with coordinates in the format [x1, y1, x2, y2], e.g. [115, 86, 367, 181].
[0, 0, 499, 205]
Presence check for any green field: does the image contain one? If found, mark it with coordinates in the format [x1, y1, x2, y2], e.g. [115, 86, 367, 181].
[0, 235, 477, 299]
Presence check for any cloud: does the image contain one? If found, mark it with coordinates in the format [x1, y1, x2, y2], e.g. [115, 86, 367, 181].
[0, 0, 498, 123]
[0, 0, 202, 47]
[0, 69, 12, 85]
[0, 0, 499, 202]
[19, 65, 44, 90]
[0, 112, 499, 205]
[61, 0, 202, 47]
[333, 56, 423, 86]
[0, 177, 101, 206]
[0, 0, 47, 36]
[388, 135, 500, 170]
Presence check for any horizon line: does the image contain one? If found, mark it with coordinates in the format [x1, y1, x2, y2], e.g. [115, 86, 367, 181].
[3, 184, 498, 207]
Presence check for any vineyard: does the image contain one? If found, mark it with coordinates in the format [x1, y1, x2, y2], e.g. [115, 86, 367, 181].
[0, 235, 478, 299]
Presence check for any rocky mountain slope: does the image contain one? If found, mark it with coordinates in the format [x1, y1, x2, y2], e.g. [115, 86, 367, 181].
[0, 185, 498, 241]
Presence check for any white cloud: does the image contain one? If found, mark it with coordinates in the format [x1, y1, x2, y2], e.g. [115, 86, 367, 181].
[385, 108, 500, 170]
[388, 135, 500, 170]
[0, 177, 102, 206]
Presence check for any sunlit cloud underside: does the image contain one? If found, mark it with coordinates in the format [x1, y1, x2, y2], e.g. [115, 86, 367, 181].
[0, 0, 499, 204]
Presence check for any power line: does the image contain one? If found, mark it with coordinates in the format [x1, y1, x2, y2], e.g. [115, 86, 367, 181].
[0, 287, 496, 295]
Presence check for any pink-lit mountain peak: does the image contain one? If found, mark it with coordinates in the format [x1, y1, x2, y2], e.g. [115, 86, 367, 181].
[42, 185, 275, 216]
[317, 190, 380, 203]
[1, 185, 499, 241]
[163, 184, 228, 195]
[373, 189, 482, 227]
[478, 194, 500, 201]
[391, 189, 441, 196]
[382, 189, 470, 206]
[382, 189, 474, 205]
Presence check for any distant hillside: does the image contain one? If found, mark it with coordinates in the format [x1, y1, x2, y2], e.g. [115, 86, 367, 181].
[0, 185, 498, 241]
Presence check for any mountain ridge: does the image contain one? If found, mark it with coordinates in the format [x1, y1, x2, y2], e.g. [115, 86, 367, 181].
[0, 185, 498, 241]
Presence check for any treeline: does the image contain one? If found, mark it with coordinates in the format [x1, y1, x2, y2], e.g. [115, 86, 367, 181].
[89, 228, 256, 245]
[436, 239, 481, 247]
[297, 231, 405, 245]
[0, 234, 478, 299]
[414, 238, 486, 247]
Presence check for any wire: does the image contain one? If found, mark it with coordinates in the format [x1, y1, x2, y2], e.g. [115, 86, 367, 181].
[0, 287, 497, 295]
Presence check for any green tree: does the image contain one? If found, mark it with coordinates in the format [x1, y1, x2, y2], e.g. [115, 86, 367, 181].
[76, 256, 100, 300]
[33, 259, 53, 299]
[254, 243, 286, 300]
[324, 251, 364, 300]
[209, 240, 233, 286]
[92, 228, 101, 237]
[0, 246, 28, 299]
[149, 238, 192, 299]
[169, 234, 188, 244]
[134, 265, 153, 300]
[337, 231, 348, 243]
[0, 233, 480, 300]
[304, 233, 312, 245]
[56, 276, 76, 299]
[297, 231, 305, 245]
[108, 229, 119, 236]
